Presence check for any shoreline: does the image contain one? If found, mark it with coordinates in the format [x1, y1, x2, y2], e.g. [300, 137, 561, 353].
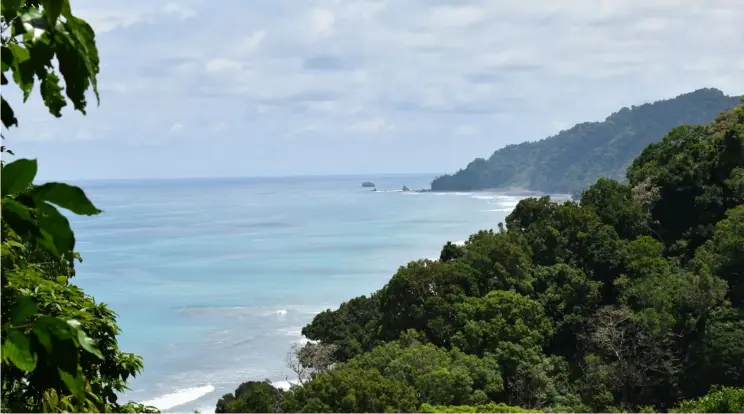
[131, 189, 540, 412]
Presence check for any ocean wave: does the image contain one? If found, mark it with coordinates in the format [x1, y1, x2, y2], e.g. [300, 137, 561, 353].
[276, 326, 311, 345]
[140, 384, 215, 411]
[431, 192, 474, 196]
[179, 305, 327, 317]
[489, 199, 520, 206]
[196, 404, 216, 414]
[278, 326, 303, 337]
[272, 379, 301, 391]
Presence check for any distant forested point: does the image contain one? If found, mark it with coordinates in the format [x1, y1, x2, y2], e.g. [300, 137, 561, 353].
[431, 88, 741, 194]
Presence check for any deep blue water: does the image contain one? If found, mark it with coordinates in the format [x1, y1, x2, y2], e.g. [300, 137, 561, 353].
[69, 174, 545, 412]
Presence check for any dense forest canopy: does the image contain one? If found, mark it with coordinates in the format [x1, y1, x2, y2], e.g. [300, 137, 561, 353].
[220, 102, 744, 413]
[431, 88, 741, 194]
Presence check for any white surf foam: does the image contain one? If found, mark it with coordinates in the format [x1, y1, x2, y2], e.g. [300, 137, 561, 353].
[141, 384, 215, 411]
[489, 199, 520, 208]
[432, 191, 473, 196]
[195, 404, 216, 414]
[273, 379, 301, 391]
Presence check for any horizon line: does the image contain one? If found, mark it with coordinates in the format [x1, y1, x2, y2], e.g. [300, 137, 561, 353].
[59, 171, 448, 184]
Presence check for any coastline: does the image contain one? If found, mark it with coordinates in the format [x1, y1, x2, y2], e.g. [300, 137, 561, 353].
[122, 187, 544, 412]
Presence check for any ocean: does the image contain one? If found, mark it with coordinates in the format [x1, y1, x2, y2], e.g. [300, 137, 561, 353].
[68, 174, 551, 412]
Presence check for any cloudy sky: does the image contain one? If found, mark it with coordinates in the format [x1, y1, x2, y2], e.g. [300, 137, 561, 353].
[6, 0, 744, 180]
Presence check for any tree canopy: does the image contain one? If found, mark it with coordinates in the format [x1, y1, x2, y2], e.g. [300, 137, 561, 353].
[221, 102, 744, 413]
[431, 88, 741, 194]
[1, 1, 153, 412]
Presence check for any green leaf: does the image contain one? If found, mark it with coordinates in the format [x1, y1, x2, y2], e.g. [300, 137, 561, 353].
[2, 329, 38, 371]
[1, 200, 44, 248]
[11, 296, 38, 325]
[34, 316, 76, 341]
[77, 329, 104, 360]
[40, 71, 66, 117]
[30, 182, 102, 215]
[2, 198, 35, 222]
[58, 368, 85, 400]
[36, 202, 76, 253]
[54, 17, 100, 112]
[33, 324, 53, 353]
[67, 16, 100, 105]
[8, 43, 35, 101]
[40, 0, 65, 27]
[52, 29, 89, 113]
[20, 7, 44, 23]
[1, 96, 18, 128]
[1, 158, 38, 197]
[27, 32, 55, 76]
[0, 0, 25, 20]
[0, 46, 12, 70]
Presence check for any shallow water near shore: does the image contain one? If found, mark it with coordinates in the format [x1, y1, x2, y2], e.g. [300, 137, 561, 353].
[68, 174, 563, 412]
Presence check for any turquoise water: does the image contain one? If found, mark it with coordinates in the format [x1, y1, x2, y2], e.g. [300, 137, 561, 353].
[69, 174, 535, 412]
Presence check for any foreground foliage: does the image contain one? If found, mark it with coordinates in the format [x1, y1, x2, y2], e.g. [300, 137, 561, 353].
[431, 88, 741, 194]
[221, 102, 744, 412]
[1, 1, 151, 412]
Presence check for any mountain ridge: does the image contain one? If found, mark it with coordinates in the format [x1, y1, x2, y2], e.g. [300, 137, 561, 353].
[431, 88, 742, 194]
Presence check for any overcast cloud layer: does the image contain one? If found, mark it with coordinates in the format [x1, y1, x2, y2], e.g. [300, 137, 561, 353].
[6, 0, 744, 180]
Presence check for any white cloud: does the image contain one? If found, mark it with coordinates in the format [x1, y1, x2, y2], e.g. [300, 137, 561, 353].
[12, 0, 744, 179]
[308, 9, 335, 39]
[454, 125, 480, 136]
[162, 2, 196, 20]
[169, 122, 184, 134]
[205, 58, 246, 75]
[347, 117, 391, 134]
[424, 5, 487, 28]
[74, 0, 197, 33]
[237, 31, 267, 55]
[211, 122, 228, 132]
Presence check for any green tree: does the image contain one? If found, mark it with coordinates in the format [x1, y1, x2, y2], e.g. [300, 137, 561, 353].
[692, 205, 744, 305]
[694, 306, 744, 392]
[378, 259, 480, 346]
[580, 178, 647, 240]
[627, 105, 744, 258]
[346, 337, 504, 406]
[215, 380, 284, 413]
[670, 386, 744, 413]
[1, 1, 150, 412]
[532, 264, 601, 358]
[282, 367, 419, 413]
[419, 402, 542, 413]
[302, 293, 383, 362]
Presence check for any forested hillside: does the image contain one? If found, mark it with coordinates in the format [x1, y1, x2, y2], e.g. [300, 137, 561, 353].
[431, 88, 741, 194]
[219, 102, 744, 413]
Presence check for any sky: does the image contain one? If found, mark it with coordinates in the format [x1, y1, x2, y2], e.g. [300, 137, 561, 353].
[5, 0, 744, 180]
